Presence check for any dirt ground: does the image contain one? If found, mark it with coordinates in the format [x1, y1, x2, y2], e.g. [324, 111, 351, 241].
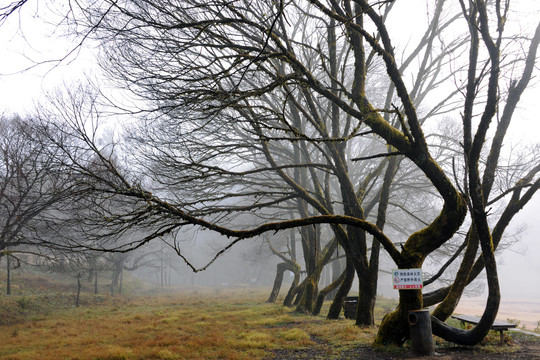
[266, 335, 540, 359]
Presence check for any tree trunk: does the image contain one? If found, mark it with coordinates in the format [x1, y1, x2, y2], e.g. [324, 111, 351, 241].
[356, 153, 397, 326]
[119, 267, 123, 295]
[327, 258, 354, 319]
[430, 223, 501, 345]
[328, 254, 343, 299]
[356, 270, 377, 326]
[294, 239, 337, 314]
[6, 254, 11, 296]
[295, 275, 319, 314]
[160, 256, 164, 287]
[283, 265, 300, 307]
[94, 268, 98, 295]
[431, 230, 479, 320]
[292, 278, 306, 307]
[267, 262, 288, 303]
[112, 260, 123, 295]
[313, 264, 347, 316]
[76, 273, 81, 307]
[431, 265, 500, 345]
[374, 289, 423, 346]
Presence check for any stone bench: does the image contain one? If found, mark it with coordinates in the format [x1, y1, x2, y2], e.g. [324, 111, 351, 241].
[451, 314, 517, 344]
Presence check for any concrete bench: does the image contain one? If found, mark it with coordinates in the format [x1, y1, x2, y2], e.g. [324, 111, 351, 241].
[451, 314, 517, 344]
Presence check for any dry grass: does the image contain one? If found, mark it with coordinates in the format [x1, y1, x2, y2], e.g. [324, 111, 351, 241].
[2, 285, 535, 360]
[0, 288, 384, 360]
[3, 272, 531, 360]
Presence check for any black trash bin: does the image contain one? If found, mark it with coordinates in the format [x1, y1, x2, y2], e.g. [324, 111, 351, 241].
[343, 296, 358, 319]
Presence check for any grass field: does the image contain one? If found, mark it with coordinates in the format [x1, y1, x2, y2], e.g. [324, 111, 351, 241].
[1, 271, 538, 360]
[0, 286, 384, 360]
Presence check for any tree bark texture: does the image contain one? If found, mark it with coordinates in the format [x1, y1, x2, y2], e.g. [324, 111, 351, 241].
[295, 275, 319, 314]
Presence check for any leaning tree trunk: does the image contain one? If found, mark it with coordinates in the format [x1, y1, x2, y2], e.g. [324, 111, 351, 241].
[431, 150, 501, 345]
[267, 262, 289, 303]
[327, 255, 343, 299]
[431, 229, 500, 345]
[266, 237, 301, 306]
[294, 236, 338, 313]
[431, 229, 479, 320]
[313, 264, 347, 316]
[291, 281, 305, 307]
[327, 258, 355, 319]
[283, 265, 300, 307]
[428, 0, 508, 344]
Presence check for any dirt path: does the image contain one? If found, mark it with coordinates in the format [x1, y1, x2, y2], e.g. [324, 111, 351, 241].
[266, 335, 540, 359]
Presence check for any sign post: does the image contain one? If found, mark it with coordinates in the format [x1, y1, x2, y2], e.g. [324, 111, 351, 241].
[392, 269, 432, 355]
[392, 269, 423, 290]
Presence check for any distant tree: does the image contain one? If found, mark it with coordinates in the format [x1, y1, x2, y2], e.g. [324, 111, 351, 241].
[0, 115, 76, 295]
[105, 244, 163, 295]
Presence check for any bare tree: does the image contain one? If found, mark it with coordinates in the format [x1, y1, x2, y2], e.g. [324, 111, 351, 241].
[15, 0, 540, 346]
[0, 115, 78, 294]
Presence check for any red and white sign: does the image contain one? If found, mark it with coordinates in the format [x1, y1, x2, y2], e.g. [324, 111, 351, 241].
[392, 269, 423, 289]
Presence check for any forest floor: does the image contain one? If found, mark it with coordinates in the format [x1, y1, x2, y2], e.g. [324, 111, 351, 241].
[0, 271, 539, 359]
